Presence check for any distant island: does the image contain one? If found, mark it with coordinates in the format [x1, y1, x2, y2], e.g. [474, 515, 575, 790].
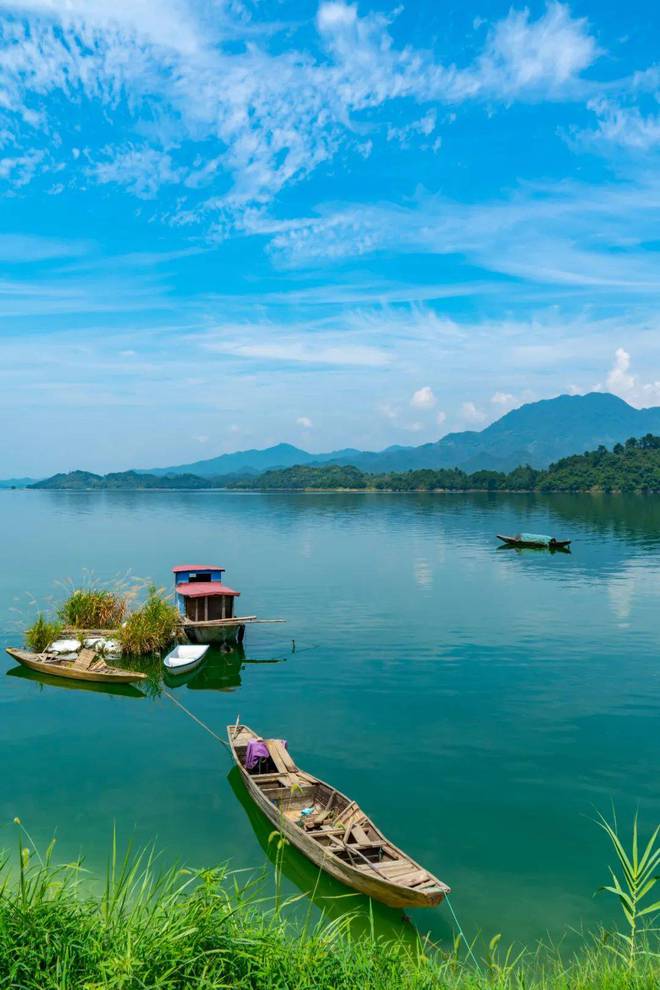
[28, 435, 660, 493]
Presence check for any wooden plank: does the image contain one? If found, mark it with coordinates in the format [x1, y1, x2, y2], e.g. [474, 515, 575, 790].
[350, 823, 370, 845]
[335, 800, 358, 825]
[265, 739, 297, 773]
[303, 808, 331, 830]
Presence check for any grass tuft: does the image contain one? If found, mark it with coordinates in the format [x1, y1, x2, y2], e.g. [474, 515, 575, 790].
[58, 587, 127, 629]
[117, 586, 179, 657]
[24, 613, 63, 652]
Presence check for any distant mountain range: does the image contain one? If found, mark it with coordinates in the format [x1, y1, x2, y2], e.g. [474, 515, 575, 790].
[0, 477, 38, 489]
[140, 392, 660, 477]
[12, 393, 660, 491]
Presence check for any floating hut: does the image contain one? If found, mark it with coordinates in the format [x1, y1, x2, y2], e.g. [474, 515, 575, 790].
[173, 565, 253, 644]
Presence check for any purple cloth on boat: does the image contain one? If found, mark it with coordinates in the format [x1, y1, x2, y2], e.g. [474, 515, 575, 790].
[244, 738, 287, 770]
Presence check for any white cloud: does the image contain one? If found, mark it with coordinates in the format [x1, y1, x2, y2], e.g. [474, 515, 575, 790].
[599, 347, 660, 407]
[490, 391, 520, 414]
[192, 434, 208, 443]
[0, 149, 45, 187]
[296, 416, 313, 429]
[410, 385, 436, 409]
[0, 0, 603, 213]
[202, 331, 390, 368]
[0, 233, 89, 261]
[461, 401, 486, 424]
[378, 402, 398, 422]
[0, 0, 205, 55]
[491, 391, 515, 405]
[92, 147, 184, 199]
[475, 2, 599, 100]
[264, 174, 660, 296]
[436, 410, 447, 427]
[582, 99, 660, 152]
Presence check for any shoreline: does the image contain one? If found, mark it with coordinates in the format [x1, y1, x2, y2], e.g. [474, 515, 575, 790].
[8, 486, 660, 495]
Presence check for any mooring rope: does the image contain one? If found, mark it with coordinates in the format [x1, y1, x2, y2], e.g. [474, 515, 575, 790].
[163, 687, 479, 969]
[162, 689, 230, 750]
[444, 894, 482, 972]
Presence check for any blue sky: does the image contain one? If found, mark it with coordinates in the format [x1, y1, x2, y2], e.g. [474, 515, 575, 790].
[1, 0, 660, 474]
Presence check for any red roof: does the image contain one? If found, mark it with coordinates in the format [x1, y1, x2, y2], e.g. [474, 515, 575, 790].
[172, 565, 225, 573]
[176, 582, 240, 598]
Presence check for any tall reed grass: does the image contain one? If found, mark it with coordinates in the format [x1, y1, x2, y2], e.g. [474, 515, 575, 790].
[23, 613, 63, 652]
[117, 586, 179, 656]
[57, 587, 127, 629]
[2, 818, 658, 990]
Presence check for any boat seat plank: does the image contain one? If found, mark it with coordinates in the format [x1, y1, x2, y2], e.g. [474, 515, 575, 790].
[265, 739, 297, 774]
[335, 801, 359, 825]
[373, 863, 430, 885]
[349, 823, 370, 845]
[303, 809, 331, 830]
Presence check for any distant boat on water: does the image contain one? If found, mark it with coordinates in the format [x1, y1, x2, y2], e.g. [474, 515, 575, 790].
[497, 533, 571, 551]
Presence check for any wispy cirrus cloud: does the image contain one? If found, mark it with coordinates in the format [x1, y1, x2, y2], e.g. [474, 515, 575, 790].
[0, 0, 604, 219]
[258, 173, 660, 301]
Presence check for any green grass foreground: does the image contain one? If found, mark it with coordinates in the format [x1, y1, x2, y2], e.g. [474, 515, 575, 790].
[1, 836, 658, 990]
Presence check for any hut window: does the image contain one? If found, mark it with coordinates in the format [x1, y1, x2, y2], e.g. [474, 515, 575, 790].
[188, 571, 212, 583]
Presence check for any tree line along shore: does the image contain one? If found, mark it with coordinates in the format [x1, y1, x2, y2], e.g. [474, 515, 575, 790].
[26, 434, 660, 493]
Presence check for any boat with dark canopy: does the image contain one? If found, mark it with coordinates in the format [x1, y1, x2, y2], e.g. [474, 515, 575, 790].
[497, 533, 571, 550]
[228, 722, 450, 909]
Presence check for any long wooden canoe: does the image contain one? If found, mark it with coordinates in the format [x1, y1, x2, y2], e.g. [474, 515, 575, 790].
[6, 648, 148, 684]
[227, 723, 450, 909]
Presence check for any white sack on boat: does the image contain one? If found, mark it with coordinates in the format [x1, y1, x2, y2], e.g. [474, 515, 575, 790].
[48, 639, 82, 653]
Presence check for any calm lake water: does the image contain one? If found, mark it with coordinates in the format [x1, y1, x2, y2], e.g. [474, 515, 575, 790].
[1, 490, 659, 948]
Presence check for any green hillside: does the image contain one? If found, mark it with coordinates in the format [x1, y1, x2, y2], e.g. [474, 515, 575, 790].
[29, 435, 660, 493]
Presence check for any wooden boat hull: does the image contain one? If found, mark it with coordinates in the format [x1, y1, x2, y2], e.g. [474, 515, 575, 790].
[6, 648, 148, 685]
[497, 534, 571, 550]
[228, 724, 449, 909]
[6, 664, 146, 698]
[181, 619, 246, 645]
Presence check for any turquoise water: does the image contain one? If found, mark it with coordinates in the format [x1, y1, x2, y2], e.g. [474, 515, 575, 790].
[1, 490, 659, 947]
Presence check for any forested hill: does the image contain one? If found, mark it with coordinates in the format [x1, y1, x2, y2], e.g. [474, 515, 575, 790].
[228, 435, 660, 492]
[28, 435, 660, 492]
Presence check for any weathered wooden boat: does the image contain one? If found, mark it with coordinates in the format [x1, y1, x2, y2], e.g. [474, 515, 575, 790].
[173, 565, 283, 644]
[163, 643, 209, 675]
[6, 663, 146, 698]
[497, 533, 571, 550]
[227, 723, 450, 909]
[5, 647, 148, 684]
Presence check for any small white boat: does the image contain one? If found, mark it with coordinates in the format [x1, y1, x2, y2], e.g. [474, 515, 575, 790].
[163, 644, 209, 675]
